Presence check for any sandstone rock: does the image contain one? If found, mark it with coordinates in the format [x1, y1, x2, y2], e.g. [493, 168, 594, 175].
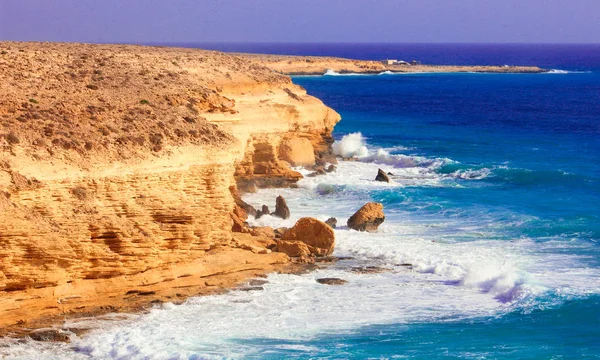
[325, 217, 337, 229]
[375, 168, 390, 183]
[272, 195, 290, 219]
[276, 240, 311, 258]
[347, 202, 385, 232]
[250, 226, 276, 238]
[274, 227, 288, 238]
[231, 212, 247, 233]
[316, 278, 347, 285]
[282, 217, 335, 256]
[278, 138, 316, 167]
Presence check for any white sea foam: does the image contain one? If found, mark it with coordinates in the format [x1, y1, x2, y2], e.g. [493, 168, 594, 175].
[332, 132, 369, 158]
[546, 69, 592, 74]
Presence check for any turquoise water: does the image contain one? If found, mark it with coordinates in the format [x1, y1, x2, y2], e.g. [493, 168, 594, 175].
[256, 71, 600, 359]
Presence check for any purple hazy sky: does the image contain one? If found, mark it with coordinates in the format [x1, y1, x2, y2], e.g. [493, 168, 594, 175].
[1, 0, 599, 43]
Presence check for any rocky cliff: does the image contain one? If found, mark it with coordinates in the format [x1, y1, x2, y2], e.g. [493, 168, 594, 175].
[0, 42, 339, 331]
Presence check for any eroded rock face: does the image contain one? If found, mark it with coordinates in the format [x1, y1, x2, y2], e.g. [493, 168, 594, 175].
[0, 42, 341, 330]
[278, 138, 316, 167]
[347, 202, 385, 232]
[272, 195, 290, 219]
[375, 168, 390, 183]
[282, 217, 335, 256]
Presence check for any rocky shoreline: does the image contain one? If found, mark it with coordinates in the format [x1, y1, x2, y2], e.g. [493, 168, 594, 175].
[236, 53, 546, 75]
[0, 42, 538, 341]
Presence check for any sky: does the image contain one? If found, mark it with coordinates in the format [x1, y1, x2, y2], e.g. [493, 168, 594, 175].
[1, 0, 599, 44]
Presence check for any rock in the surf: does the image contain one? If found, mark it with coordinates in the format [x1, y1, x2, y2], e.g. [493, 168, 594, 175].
[375, 168, 390, 183]
[316, 278, 347, 285]
[347, 202, 385, 232]
[255, 205, 270, 219]
[325, 217, 337, 228]
[272, 195, 290, 219]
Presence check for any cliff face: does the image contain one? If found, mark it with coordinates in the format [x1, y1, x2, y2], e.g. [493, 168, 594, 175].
[0, 43, 339, 329]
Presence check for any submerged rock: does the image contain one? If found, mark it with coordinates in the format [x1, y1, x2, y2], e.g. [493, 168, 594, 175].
[282, 217, 335, 256]
[375, 168, 390, 183]
[316, 278, 347, 285]
[272, 195, 290, 219]
[347, 202, 385, 232]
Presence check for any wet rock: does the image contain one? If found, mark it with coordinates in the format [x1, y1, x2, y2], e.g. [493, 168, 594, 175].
[375, 168, 390, 183]
[248, 279, 269, 286]
[255, 205, 270, 219]
[28, 329, 71, 342]
[350, 266, 390, 274]
[282, 217, 335, 256]
[326, 164, 337, 173]
[307, 169, 326, 177]
[325, 217, 337, 228]
[347, 202, 385, 232]
[316, 278, 347, 285]
[272, 195, 290, 219]
[238, 286, 264, 291]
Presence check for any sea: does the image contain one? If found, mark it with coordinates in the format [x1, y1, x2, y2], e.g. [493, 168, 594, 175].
[2, 44, 599, 359]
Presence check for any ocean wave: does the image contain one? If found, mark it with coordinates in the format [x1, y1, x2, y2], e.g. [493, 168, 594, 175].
[546, 69, 593, 74]
[323, 69, 370, 76]
[332, 132, 369, 158]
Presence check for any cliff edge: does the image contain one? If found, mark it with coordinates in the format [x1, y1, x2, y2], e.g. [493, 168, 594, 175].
[0, 42, 339, 332]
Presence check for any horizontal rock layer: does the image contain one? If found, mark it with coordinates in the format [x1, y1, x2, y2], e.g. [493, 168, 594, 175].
[0, 42, 340, 330]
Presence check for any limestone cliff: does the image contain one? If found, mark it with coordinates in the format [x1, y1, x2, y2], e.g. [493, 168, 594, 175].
[0, 42, 340, 330]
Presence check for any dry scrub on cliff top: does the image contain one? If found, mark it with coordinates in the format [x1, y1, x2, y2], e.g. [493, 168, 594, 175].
[0, 42, 291, 161]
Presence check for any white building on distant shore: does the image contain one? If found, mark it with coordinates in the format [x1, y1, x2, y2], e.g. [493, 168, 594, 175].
[382, 59, 410, 65]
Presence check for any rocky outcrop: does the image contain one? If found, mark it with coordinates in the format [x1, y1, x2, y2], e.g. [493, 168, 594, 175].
[375, 168, 390, 183]
[272, 195, 290, 219]
[347, 202, 385, 232]
[281, 217, 335, 256]
[0, 42, 340, 331]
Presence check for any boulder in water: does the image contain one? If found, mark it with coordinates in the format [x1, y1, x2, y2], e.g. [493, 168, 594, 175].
[375, 168, 390, 183]
[347, 202, 385, 232]
[272, 195, 290, 219]
[282, 217, 335, 256]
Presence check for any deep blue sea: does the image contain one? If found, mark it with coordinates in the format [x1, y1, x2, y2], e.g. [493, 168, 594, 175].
[3, 44, 599, 359]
